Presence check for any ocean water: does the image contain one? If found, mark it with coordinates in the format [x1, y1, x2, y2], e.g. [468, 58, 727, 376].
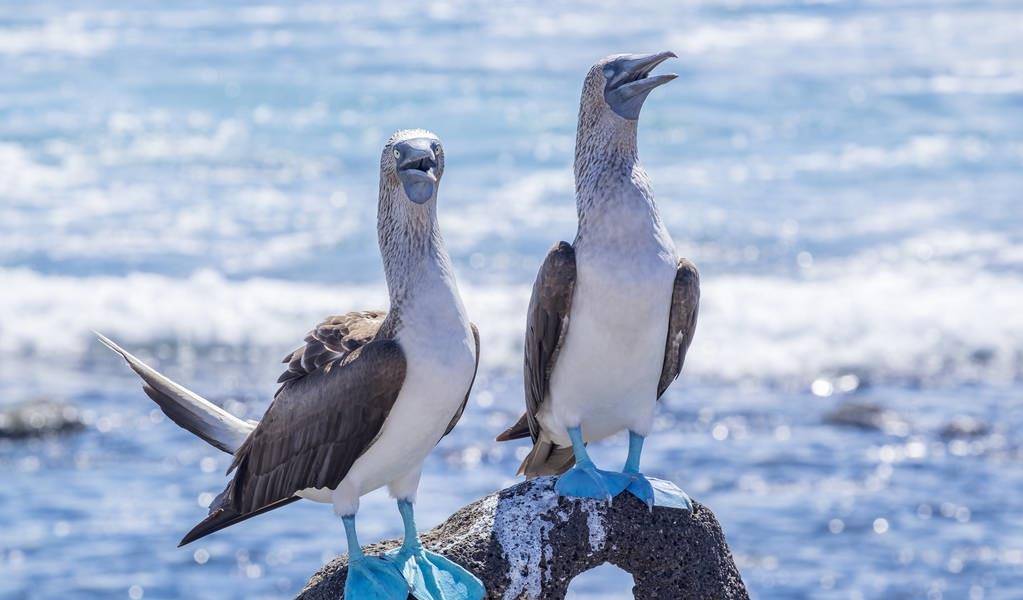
[1, 0, 1022, 598]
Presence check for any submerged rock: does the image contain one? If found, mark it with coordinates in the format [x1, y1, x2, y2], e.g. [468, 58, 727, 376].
[823, 402, 909, 436]
[298, 477, 747, 600]
[0, 398, 84, 439]
[940, 416, 990, 439]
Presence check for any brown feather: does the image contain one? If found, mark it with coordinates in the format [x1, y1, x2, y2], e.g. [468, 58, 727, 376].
[183, 339, 407, 545]
[519, 242, 576, 442]
[276, 311, 386, 386]
[496, 412, 530, 442]
[496, 242, 577, 473]
[657, 258, 700, 398]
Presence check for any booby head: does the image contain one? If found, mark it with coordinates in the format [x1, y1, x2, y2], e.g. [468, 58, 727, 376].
[382, 129, 444, 205]
[584, 52, 677, 121]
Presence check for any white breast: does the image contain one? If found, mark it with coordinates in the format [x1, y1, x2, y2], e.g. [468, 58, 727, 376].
[539, 216, 677, 446]
[300, 264, 476, 513]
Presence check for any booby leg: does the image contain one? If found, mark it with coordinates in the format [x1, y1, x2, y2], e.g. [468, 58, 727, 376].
[383, 500, 485, 600]
[342, 515, 410, 600]
[621, 431, 693, 511]
[555, 426, 631, 501]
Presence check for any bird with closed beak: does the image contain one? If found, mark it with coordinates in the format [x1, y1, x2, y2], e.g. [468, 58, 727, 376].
[498, 53, 700, 510]
[99, 130, 485, 600]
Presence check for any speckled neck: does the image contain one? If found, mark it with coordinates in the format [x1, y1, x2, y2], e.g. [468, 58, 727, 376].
[574, 116, 638, 187]
[573, 98, 664, 245]
[376, 172, 456, 322]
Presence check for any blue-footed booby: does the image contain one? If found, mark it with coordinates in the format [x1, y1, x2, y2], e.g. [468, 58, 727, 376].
[497, 53, 700, 510]
[99, 129, 485, 600]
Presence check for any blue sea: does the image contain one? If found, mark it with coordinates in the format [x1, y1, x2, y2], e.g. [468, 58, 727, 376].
[2, 1, 1022, 598]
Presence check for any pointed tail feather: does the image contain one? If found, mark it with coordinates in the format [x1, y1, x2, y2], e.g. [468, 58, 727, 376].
[518, 439, 576, 477]
[179, 496, 300, 546]
[496, 412, 531, 442]
[96, 332, 254, 454]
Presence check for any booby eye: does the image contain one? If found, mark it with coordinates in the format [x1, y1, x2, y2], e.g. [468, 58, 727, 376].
[393, 148, 400, 159]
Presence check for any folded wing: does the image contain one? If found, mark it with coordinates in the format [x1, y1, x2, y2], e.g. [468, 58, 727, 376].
[657, 258, 700, 398]
[181, 339, 406, 545]
[497, 241, 576, 443]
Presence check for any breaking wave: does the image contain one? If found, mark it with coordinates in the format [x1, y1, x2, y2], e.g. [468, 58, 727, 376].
[3, 260, 1019, 388]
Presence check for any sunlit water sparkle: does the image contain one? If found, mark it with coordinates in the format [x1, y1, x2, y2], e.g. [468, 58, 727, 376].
[1, 0, 1022, 598]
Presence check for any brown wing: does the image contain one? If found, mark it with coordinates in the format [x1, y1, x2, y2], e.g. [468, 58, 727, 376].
[277, 311, 386, 386]
[657, 258, 700, 398]
[180, 339, 405, 545]
[497, 242, 576, 443]
[442, 323, 480, 437]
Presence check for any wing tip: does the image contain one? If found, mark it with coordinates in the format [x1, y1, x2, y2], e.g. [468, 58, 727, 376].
[94, 330, 120, 353]
[94, 331, 138, 366]
[495, 425, 530, 442]
[178, 508, 231, 547]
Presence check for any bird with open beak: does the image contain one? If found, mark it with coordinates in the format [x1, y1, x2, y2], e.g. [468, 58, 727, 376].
[498, 53, 700, 510]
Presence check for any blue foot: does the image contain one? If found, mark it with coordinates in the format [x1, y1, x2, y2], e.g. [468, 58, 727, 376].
[625, 472, 655, 508]
[345, 555, 410, 600]
[384, 547, 484, 600]
[624, 474, 693, 511]
[620, 432, 692, 511]
[556, 462, 632, 501]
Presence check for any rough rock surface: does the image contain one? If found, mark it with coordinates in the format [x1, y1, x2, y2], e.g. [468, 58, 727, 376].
[0, 398, 84, 439]
[298, 477, 747, 600]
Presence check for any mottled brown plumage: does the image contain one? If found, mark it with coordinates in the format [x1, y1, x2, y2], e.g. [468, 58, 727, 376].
[277, 311, 387, 386]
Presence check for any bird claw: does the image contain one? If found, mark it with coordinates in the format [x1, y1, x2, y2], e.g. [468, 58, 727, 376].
[345, 555, 409, 600]
[624, 471, 656, 510]
[384, 546, 484, 600]
[636, 476, 693, 511]
[556, 462, 631, 501]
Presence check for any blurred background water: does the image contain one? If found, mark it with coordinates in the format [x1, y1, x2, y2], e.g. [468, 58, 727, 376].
[1, 0, 1022, 598]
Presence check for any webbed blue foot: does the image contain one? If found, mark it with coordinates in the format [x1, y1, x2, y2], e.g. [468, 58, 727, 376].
[384, 547, 484, 600]
[556, 426, 631, 501]
[625, 471, 655, 508]
[345, 555, 410, 600]
[387, 499, 485, 600]
[624, 473, 693, 511]
[620, 431, 693, 511]
[341, 514, 410, 599]
[556, 462, 631, 501]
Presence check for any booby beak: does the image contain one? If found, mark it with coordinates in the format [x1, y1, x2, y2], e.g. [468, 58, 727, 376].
[603, 51, 678, 120]
[394, 138, 439, 204]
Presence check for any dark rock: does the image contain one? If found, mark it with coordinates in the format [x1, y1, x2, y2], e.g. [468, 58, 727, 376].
[940, 416, 990, 439]
[0, 398, 84, 439]
[823, 402, 909, 436]
[298, 477, 747, 600]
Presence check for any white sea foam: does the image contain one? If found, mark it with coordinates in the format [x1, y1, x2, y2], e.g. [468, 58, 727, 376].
[2, 258, 1020, 387]
[0, 18, 115, 56]
[0, 0, 1020, 393]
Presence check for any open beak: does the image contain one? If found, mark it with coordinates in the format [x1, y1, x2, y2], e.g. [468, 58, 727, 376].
[604, 51, 677, 120]
[394, 138, 439, 204]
